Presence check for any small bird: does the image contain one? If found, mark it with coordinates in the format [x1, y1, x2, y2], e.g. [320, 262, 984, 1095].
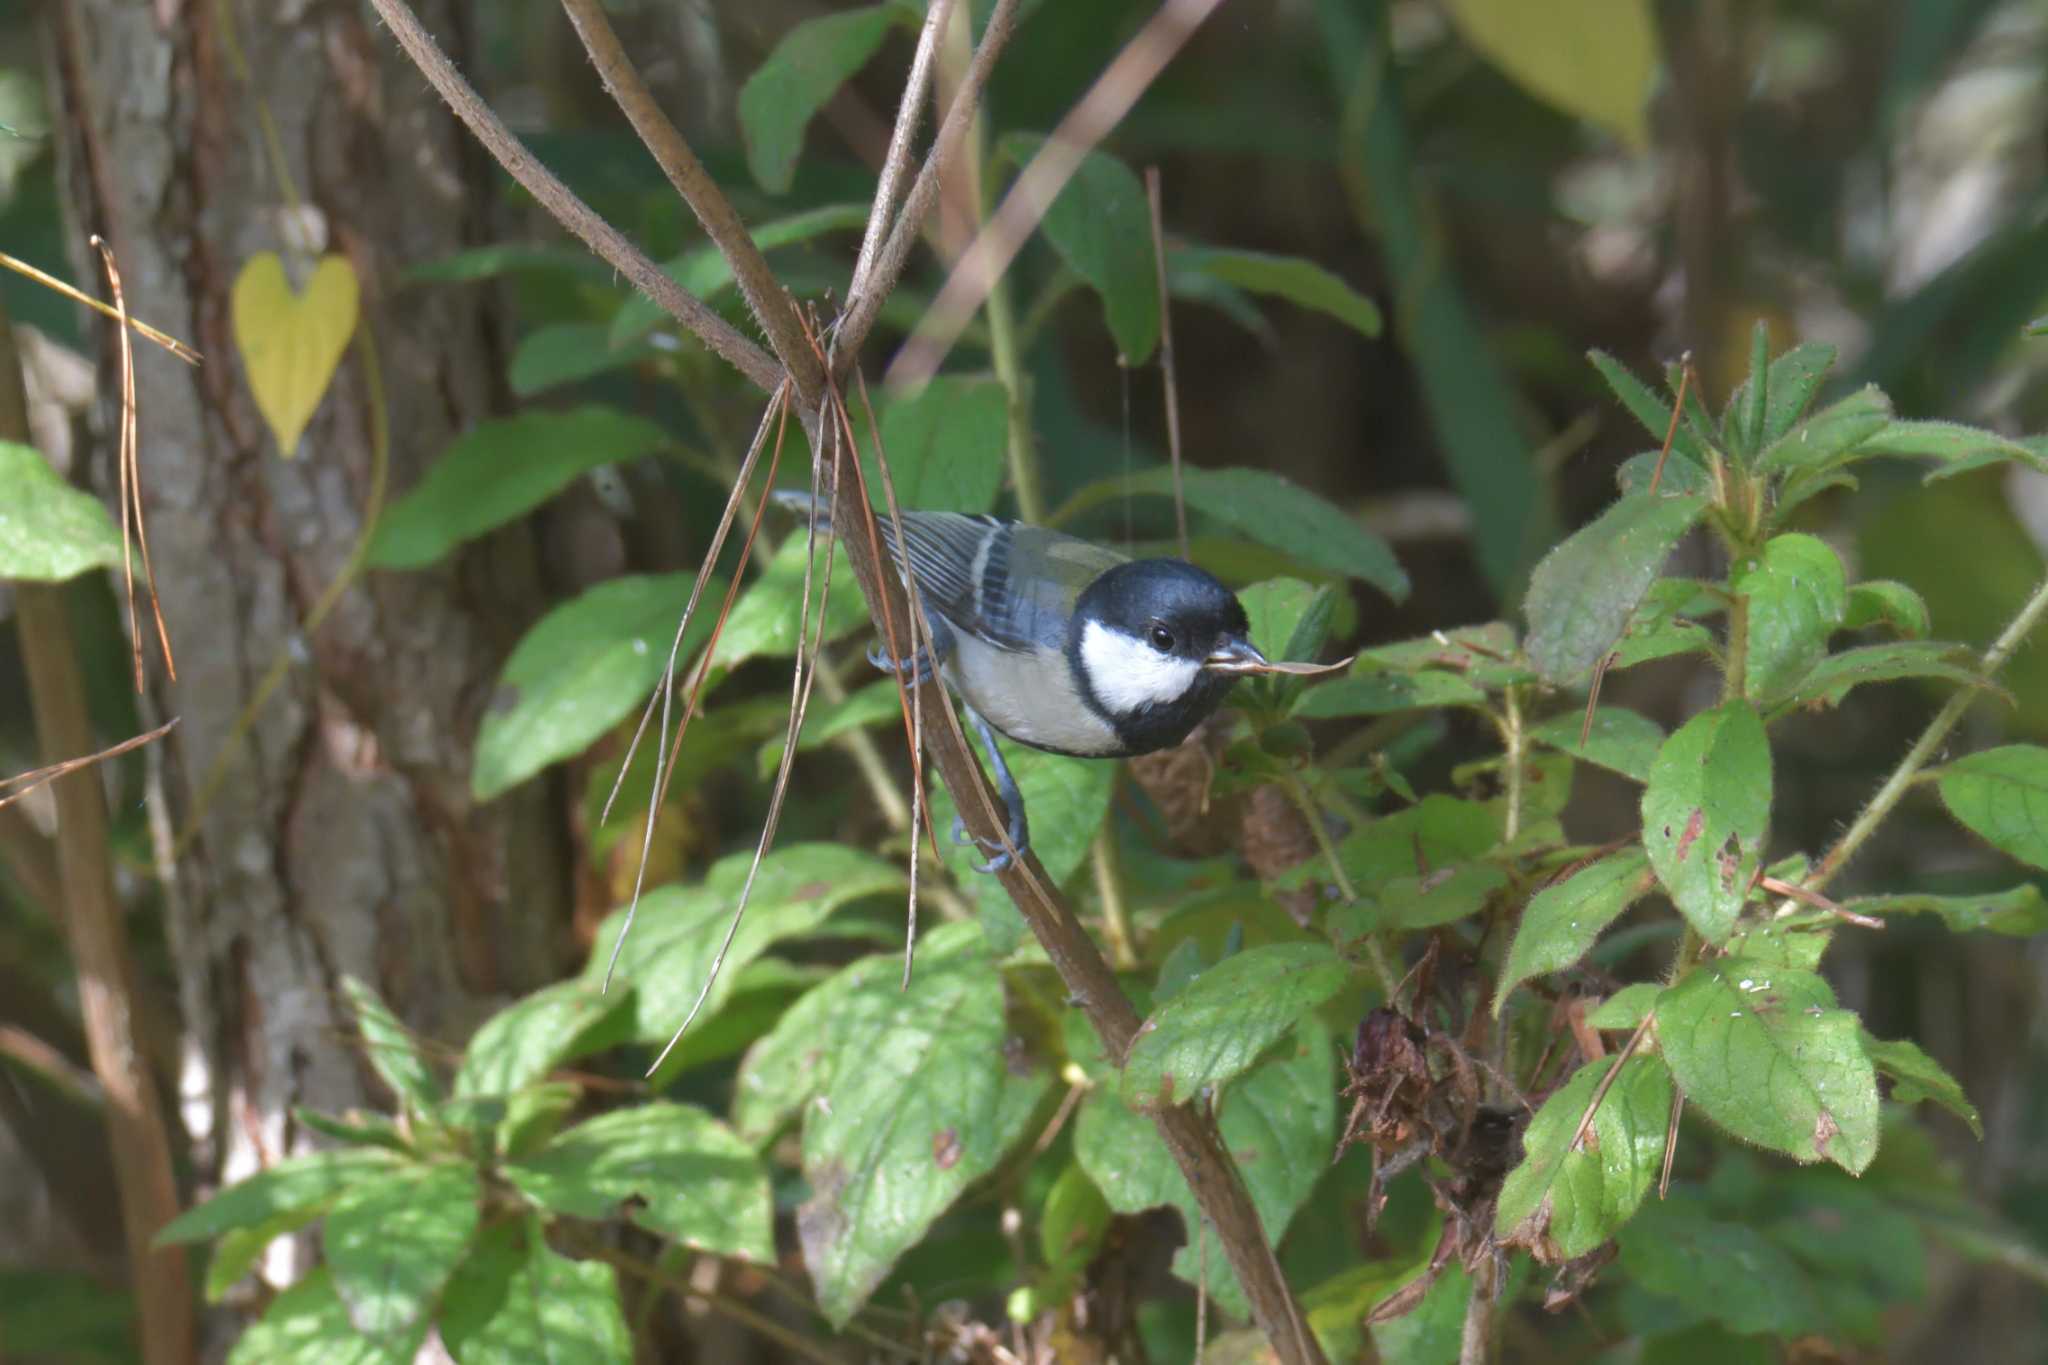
[773, 492, 1267, 870]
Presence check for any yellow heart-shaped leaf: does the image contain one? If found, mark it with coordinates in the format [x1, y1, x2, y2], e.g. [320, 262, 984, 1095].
[1444, 0, 1659, 151]
[231, 252, 360, 457]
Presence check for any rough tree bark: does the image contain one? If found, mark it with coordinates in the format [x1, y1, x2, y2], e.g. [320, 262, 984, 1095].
[52, 0, 563, 1302]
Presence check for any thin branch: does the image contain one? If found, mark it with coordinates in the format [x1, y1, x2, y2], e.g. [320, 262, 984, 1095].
[850, 0, 958, 299]
[363, 0, 783, 392]
[558, 0, 822, 398]
[885, 0, 1229, 390]
[0, 718, 179, 813]
[0, 250, 200, 364]
[1145, 166, 1189, 559]
[835, 0, 1024, 364]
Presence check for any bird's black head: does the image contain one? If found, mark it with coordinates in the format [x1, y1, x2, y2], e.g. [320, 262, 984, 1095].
[1067, 558, 1264, 755]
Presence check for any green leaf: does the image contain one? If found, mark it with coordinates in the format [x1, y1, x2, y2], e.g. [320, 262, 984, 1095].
[1587, 351, 1710, 466]
[1756, 386, 1892, 473]
[1641, 701, 1771, 943]
[1298, 796, 1500, 902]
[1169, 246, 1382, 338]
[1782, 640, 1983, 710]
[1937, 745, 2048, 871]
[1617, 1197, 1824, 1337]
[1862, 1032, 1981, 1137]
[731, 957, 873, 1143]
[999, 134, 1159, 362]
[507, 322, 658, 396]
[1855, 418, 2037, 465]
[1294, 667, 1488, 718]
[610, 203, 871, 347]
[739, 6, 913, 193]
[157, 1147, 398, 1245]
[324, 1162, 480, 1337]
[1840, 883, 2048, 936]
[0, 440, 122, 581]
[339, 976, 439, 1113]
[368, 407, 669, 569]
[1056, 465, 1408, 598]
[1523, 492, 1710, 683]
[756, 677, 900, 776]
[439, 1222, 631, 1365]
[1587, 981, 1659, 1030]
[929, 740, 1112, 954]
[1530, 707, 1666, 783]
[703, 533, 868, 674]
[473, 572, 718, 801]
[1350, 621, 1526, 686]
[1757, 342, 1838, 445]
[1370, 1261, 1472, 1365]
[797, 922, 1051, 1324]
[1727, 320, 1771, 461]
[453, 979, 627, 1098]
[1495, 1054, 1671, 1257]
[1497, 849, 1655, 1011]
[227, 1269, 420, 1365]
[1615, 448, 1713, 498]
[508, 1103, 774, 1262]
[1039, 1161, 1113, 1268]
[1381, 862, 1510, 931]
[1080, 1018, 1332, 1318]
[1121, 943, 1347, 1106]
[591, 843, 905, 1045]
[1657, 959, 1879, 1173]
[1843, 579, 1931, 637]
[1734, 533, 1847, 700]
[859, 374, 1008, 514]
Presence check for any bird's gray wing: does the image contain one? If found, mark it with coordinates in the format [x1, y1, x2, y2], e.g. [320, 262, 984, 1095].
[970, 523, 1127, 652]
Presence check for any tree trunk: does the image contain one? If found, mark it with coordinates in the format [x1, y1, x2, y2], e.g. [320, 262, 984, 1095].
[52, 0, 565, 1309]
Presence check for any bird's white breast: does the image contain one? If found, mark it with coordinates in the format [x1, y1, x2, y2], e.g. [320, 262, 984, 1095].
[944, 629, 1122, 756]
[1078, 620, 1201, 715]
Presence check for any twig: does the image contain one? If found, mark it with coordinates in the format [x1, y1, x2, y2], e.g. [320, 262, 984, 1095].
[559, 0, 822, 398]
[886, 0, 1230, 391]
[1090, 827, 1137, 969]
[1757, 876, 1883, 930]
[0, 718, 179, 813]
[1145, 167, 1189, 560]
[362, 0, 783, 391]
[836, 0, 1023, 364]
[850, 0, 959, 299]
[1645, 353, 1690, 496]
[91, 237, 176, 688]
[1568, 1011, 1654, 1155]
[1459, 1258, 1495, 1365]
[0, 250, 201, 364]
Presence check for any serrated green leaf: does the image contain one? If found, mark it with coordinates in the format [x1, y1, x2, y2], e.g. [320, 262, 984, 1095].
[1734, 533, 1847, 700]
[1937, 745, 2048, 871]
[797, 922, 1051, 1324]
[157, 1147, 399, 1246]
[1840, 883, 2048, 936]
[999, 134, 1159, 361]
[1757, 342, 1838, 445]
[1382, 862, 1510, 931]
[1587, 981, 1659, 1030]
[1523, 492, 1710, 683]
[1350, 621, 1524, 684]
[1498, 849, 1655, 1010]
[0, 440, 122, 581]
[1615, 448, 1713, 498]
[507, 322, 658, 396]
[508, 1103, 773, 1262]
[739, 7, 912, 192]
[859, 374, 1008, 514]
[1862, 1032, 1980, 1137]
[703, 532, 867, 674]
[473, 572, 718, 801]
[1587, 351, 1710, 465]
[1121, 943, 1346, 1106]
[1641, 701, 1771, 943]
[226, 1269, 419, 1365]
[339, 976, 439, 1113]
[1723, 921, 1831, 970]
[369, 407, 669, 569]
[591, 843, 905, 1045]
[325, 1162, 480, 1337]
[929, 739, 1112, 954]
[1496, 1053, 1670, 1257]
[1856, 418, 2036, 465]
[453, 980, 627, 1098]
[610, 204, 871, 347]
[1782, 640, 1983, 710]
[1725, 321, 1771, 461]
[440, 1221, 630, 1365]
[1170, 246, 1381, 338]
[1843, 579, 1931, 637]
[1756, 387, 1892, 473]
[1530, 707, 1666, 783]
[1080, 1017, 1332, 1318]
[1657, 960, 1879, 1173]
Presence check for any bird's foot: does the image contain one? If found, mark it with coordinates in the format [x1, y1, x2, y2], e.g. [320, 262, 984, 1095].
[867, 640, 940, 687]
[949, 809, 1030, 875]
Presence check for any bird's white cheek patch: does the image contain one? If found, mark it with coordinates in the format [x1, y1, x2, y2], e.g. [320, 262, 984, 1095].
[1080, 620, 1202, 714]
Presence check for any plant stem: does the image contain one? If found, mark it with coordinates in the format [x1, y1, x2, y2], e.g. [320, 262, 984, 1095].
[1808, 570, 2048, 893]
[1498, 686, 1525, 845]
[985, 273, 1044, 522]
[1721, 588, 1749, 701]
[1090, 827, 1137, 969]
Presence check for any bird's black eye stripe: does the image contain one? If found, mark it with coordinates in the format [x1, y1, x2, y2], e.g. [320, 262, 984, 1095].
[1148, 624, 1175, 652]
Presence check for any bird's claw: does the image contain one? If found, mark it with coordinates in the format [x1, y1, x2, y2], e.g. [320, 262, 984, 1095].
[949, 812, 1028, 874]
[867, 640, 938, 687]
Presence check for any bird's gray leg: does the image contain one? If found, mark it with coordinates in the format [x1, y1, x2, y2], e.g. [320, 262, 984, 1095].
[867, 615, 953, 686]
[951, 707, 1030, 874]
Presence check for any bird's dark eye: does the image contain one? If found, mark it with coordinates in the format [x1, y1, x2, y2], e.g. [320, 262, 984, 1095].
[1148, 624, 1176, 653]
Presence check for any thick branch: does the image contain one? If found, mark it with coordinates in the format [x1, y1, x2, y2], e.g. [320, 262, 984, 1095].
[364, 0, 784, 392]
[558, 0, 823, 400]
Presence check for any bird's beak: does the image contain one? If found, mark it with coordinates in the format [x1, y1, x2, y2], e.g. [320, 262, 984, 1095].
[1202, 636, 1269, 675]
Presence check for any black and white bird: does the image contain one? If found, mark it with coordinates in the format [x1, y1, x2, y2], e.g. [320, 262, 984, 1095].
[773, 492, 1266, 870]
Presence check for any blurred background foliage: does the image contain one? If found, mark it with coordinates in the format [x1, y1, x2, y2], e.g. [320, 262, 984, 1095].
[7, 0, 2048, 1360]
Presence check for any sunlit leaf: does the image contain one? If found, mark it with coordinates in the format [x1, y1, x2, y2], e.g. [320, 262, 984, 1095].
[453, 980, 628, 1098]
[325, 1163, 480, 1337]
[1121, 943, 1346, 1106]
[232, 252, 359, 456]
[703, 533, 868, 673]
[156, 1148, 400, 1246]
[1444, 0, 1658, 147]
[226, 1269, 419, 1365]
[0, 439, 122, 581]
[1937, 745, 2048, 871]
[1495, 1053, 1670, 1257]
[1523, 492, 1709, 683]
[340, 976, 440, 1114]
[1497, 848, 1655, 1010]
[1641, 700, 1770, 943]
[439, 1222, 630, 1365]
